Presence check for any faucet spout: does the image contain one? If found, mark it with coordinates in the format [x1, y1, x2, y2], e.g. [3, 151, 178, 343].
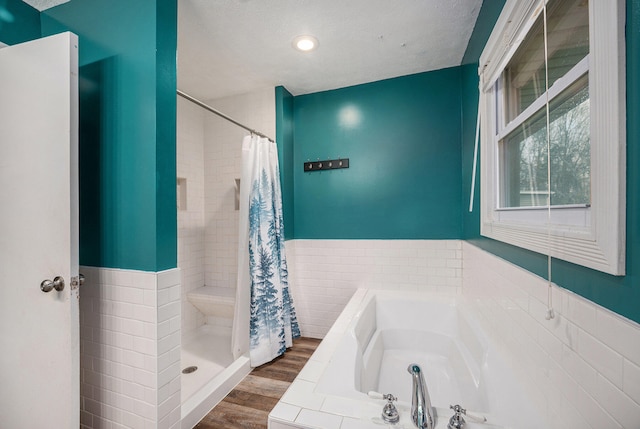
[407, 364, 435, 429]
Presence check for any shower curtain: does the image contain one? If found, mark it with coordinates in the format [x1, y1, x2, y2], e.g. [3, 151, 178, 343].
[232, 134, 300, 367]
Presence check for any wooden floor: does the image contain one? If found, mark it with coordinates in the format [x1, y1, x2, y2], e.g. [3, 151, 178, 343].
[195, 337, 321, 429]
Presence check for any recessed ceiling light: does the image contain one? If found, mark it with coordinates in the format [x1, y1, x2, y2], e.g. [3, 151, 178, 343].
[292, 35, 318, 52]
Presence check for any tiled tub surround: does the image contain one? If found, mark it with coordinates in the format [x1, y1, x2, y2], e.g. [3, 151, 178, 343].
[270, 241, 640, 429]
[462, 243, 640, 429]
[285, 240, 463, 339]
[269, 289, 545, 429]
[79, 267, 182, 429]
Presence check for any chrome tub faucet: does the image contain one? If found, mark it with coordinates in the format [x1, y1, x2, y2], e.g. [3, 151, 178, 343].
[407, 363, 435, 429]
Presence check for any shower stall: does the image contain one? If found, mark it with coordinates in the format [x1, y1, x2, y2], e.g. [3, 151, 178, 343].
[176, 87, 276, 427]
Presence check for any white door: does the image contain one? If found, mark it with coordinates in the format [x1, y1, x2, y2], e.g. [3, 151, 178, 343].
[0, 32, 79, 427]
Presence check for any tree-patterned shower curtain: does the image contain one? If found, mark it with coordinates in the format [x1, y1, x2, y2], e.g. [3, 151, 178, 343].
[234, 134, 300, 367]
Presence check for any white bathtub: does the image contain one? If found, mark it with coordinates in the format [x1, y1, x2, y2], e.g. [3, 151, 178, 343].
[269, 289, 550, 429]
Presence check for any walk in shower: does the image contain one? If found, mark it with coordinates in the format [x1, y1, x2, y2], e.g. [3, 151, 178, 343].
[176, 88, 277, 427]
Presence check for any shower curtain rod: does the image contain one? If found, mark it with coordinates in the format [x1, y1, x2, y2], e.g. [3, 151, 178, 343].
[177, 90, 274, 142]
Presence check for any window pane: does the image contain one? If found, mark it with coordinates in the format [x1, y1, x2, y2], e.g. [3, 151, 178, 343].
[499, 74, 590, 208]
[504, 0, 589, 123]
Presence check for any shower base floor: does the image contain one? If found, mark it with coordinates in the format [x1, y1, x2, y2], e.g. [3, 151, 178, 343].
[180, 325, 251, 428]
[181, 325, 234, 404]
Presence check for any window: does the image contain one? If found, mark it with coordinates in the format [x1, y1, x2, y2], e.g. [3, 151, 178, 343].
[479, 0, 626, 275]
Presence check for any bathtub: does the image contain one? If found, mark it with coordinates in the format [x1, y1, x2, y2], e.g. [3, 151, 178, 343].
[269, 289, 550, 429]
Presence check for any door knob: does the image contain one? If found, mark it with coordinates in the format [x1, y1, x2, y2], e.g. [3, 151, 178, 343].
[41, 276, 65, 292]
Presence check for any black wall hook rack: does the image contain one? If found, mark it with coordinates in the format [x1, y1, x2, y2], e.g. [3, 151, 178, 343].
[304, 158, 350, 172]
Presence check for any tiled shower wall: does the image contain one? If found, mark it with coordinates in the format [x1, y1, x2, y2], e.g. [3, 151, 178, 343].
[203, 88, 276, 292]
[177, 97, 206, 335]
[285, 239, 463, 338]
[79, 267, 181, 429]
[177, 88, 276, 335]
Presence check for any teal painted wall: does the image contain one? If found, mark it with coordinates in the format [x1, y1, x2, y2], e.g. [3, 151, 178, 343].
[276, 86, 295, 239]
[155, 0, 178, 271]
[463, 0, 640, 324]
[461, 0, 506, 65]
[460, 62, 482, 240]
[38, 0, 177, 271]
[0, 0, 39, 44]
[292, 69, 463, 239]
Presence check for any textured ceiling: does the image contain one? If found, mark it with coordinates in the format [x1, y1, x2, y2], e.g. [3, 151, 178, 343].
[179, 0, 483, 100]
[21, 0, 68, 11]
[21, 0, 483, 100]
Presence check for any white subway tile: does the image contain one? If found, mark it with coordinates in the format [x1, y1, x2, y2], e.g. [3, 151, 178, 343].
[595, 308, 640, 367]
[572, 379, 619, 429]
[122, 350, 146, 369]
[295, 359, 325, 384]
[158, 361, 181, 388]
[269, 420, 302, 429]
[577, 328, 624, 389]
[157, 268, 180, 289]
[623, 359, 640, 406]
[158, 301, 180, 322]
[157, 386, 180, 420]
[537, 323, 563, 364]
[133, 367, 156, 389]
[122, 380, 146, 401]
[158, 331, 180, 355]
[122, 319, 145, 337]
[131, 305, 155, 323]
[121, 411, 145, 429]
[339, 417, 380, 429]
[463, 243, 640, 428]
[130, 398, 155, 424]
[561, 344, 597, 395]
[295, 409, 342, 429]
[143, 355, 157, 374]
[561, 289, 596, 335]
[270, 402, 301, 422]
[594, 373, 640, 429]
[158, 375, 181, 404]
[132, 336, 155, 356]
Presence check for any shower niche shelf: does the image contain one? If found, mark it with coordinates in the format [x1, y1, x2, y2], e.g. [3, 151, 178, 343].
[177, 177, 187, 211]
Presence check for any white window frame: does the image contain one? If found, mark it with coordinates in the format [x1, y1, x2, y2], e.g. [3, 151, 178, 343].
[478, 0, 626, 275]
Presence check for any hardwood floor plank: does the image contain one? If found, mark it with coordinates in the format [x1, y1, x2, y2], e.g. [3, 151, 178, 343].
[256, 351, 311, 368]
[250, 367, 298, 383]
[232, 374, 291, 398]
[291, 337, 322, 349]
[223, 390, 280, 412]
[195, 337, 321, 429]
[195, 401, 268, 429]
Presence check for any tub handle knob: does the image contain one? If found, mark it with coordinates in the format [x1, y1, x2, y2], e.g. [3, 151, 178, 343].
[448, 404, 487, 429]
[448, 405, 466, 429]
[369, 391, 399, 424]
